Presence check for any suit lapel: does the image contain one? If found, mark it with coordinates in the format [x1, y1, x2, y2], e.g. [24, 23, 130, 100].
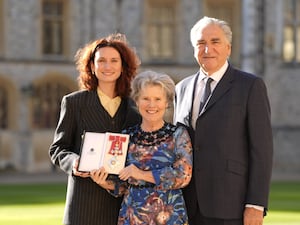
[175, 73, 198, 126]
[188, 73, 199, 114]
[80, 91, 106, 130]
[203, 66, 234, 113]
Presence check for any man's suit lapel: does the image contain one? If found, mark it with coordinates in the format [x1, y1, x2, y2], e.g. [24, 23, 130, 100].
[202, 66, 235, 113]
[176, 73, 198, 126]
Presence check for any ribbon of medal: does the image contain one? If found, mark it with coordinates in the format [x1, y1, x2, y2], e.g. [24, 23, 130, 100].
[107, 135, 127, 168]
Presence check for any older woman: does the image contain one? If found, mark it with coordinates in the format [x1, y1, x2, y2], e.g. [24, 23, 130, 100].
[91, 70, 193, 225]
[49, 33, 141, 225]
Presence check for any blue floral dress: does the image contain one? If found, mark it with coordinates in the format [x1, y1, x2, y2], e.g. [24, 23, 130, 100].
[112, 123, 193, 225]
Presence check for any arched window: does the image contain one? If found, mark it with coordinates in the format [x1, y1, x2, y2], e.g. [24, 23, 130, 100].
[32, 82, 71, 129]
[0, 86, 8, 129]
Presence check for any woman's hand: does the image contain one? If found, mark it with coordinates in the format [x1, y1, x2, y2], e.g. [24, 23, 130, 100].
[119, 164, 155, 185]
[119, 164, 142, 181]
[90, 167, 114, 190]
[72, 158, 90, 178]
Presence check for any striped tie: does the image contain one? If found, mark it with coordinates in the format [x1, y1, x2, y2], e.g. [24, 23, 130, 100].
[199, 77, 213, 114]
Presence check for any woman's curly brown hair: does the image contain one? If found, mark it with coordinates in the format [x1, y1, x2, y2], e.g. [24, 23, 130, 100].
[75, 33, 140, 98]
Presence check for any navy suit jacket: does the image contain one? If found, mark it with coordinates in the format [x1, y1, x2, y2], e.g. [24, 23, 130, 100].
[174, 65, 273, 219]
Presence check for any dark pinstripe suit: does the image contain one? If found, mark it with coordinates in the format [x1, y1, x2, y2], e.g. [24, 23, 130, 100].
[49, 90, 141, 225]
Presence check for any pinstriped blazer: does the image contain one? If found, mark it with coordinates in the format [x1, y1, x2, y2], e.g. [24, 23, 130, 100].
[49, 90, 141, 225]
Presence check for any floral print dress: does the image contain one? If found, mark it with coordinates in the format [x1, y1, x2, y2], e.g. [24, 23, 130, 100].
[112, 123, 193, 225]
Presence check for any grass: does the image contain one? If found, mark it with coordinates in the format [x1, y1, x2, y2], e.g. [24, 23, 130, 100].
[0, 181, 299, 225]
[264, 181, 300, 225]
[0, 183, 66, 225]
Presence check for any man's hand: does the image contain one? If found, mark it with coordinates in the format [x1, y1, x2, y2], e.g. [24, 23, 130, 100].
[244, 207, 264, 225]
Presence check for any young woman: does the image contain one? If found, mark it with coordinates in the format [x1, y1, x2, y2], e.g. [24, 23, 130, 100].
[49, 33, 141, 225]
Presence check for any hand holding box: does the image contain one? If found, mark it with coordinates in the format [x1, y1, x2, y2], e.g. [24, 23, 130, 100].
[78, 132, 129, 174]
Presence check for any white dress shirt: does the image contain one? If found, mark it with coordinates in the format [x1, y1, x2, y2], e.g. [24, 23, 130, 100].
[191, 61, 228, 129]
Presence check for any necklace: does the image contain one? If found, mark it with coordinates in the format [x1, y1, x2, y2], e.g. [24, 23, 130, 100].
[140, 121, 165, 133]
[134, 122, 175, 146]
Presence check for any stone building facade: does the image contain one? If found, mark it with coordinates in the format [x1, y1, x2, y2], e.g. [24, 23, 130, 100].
[0, 0, 299, 179]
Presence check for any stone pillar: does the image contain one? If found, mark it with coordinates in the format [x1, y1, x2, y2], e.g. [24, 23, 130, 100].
[254, 0, 265, 76]
[179, 0, 203, 65]
[241, 0, 265, 75]
[14, 84, 34, 172]
[241, 0, 256, 73]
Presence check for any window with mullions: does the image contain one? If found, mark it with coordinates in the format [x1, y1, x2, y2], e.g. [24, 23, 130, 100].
[32, 82, 71, 129]
[0, 0, 3, 55]
[42, 0, 64, 55]
[0, 87, 8, 129]
[147, 0, 176, 62]
[283, 0, 300, 63]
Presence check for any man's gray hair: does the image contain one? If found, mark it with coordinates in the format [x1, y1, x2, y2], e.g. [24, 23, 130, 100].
[190, 16, 232, 47]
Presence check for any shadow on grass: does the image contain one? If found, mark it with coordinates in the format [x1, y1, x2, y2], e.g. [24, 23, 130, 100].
[0, 183, 66, 205]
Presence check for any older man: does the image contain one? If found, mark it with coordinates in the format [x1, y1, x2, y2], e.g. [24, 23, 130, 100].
[174, 16, 273, 225]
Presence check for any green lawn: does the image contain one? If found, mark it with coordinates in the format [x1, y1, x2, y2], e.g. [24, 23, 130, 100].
[0, 183, 66, 225]
[264, 181, 300, 225]
[0, 181, 299, 225]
